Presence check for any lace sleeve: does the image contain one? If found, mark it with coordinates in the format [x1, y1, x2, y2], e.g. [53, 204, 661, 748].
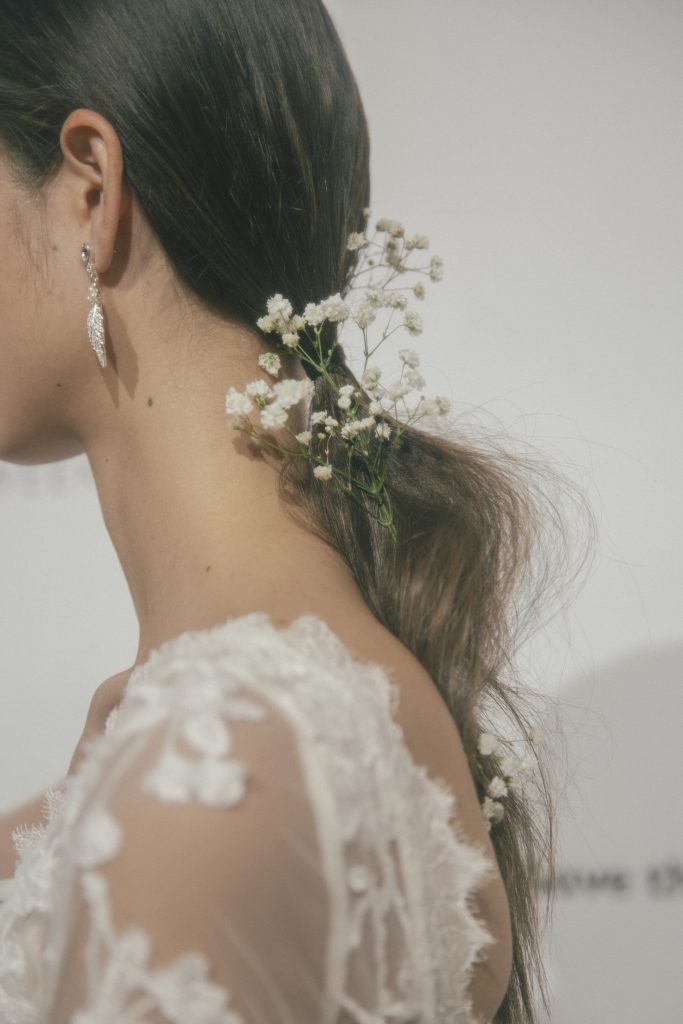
[47, 687, 332, 1024]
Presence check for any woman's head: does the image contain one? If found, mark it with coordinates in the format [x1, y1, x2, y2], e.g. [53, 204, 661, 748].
[0, 4, 597, 1022]
[0, 0, 369, 463]
[0, 109, 129, 462]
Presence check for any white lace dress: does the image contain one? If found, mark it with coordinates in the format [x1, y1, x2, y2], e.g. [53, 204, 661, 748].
[0, 612, 499, 1024]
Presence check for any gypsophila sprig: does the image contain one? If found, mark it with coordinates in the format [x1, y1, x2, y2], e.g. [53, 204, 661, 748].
[225, 209, 450, 543]
[476, 727, 545, 831]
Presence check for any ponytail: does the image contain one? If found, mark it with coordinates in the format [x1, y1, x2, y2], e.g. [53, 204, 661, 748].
[278, 354, 595, 1021]
[0, 0, 597, 1018]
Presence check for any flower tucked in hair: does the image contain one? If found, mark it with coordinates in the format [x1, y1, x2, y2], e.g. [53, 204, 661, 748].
[224, 210, 450, 542]
[477, 727, 545, 830]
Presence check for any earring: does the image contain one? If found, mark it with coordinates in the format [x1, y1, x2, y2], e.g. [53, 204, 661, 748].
[80, 242, 107, 368]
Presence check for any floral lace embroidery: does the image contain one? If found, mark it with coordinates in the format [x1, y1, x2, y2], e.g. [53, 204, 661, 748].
[51, 690, 273, 1023]
[141, 699, 268, 807]
[71, 870, 244, 1024]
[1, 611, 498, 1024]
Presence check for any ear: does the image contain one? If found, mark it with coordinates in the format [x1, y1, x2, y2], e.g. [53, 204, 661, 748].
[59, 108, 131, 275]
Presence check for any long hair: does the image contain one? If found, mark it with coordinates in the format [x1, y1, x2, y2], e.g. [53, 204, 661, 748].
[0, 1, 597, 1019]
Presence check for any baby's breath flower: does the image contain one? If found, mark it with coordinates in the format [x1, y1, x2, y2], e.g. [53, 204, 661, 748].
[340, 415, 374, 439]
[478, 732, 500, 757]
[235, 214, 447, 544]
[387, 382, 412, 401]
[429, 255, 444, 282]
[488, 776, 509, 799]
[403, 311, 423, 336]
[434, 396, 451, 415]
[260, 402, 288, 430]
[528, 727, 544, 746]
[477, 727, 541, 828]
[404, 368, 426, 390]
[491, 804, 505, 824]
[384, 238, 402, 269]
[350, 300, 377, 329]
[405, 233, 430, 250]
[245, 379, 273, 400]
[225, 387, 253, 421]
[340, 421, 356, 440]
[399, 348, 420, 368]
[258, 352, 281, 377]
[365, 287, 385, 308]
[346, 231, 369, 250]
[361, 366, 382, 391]
[256, 314, 275, 333]
[274, 377, 315, 408]
[482, 797, 505, 831]
[266, 293, 293, 320]
[303, 302, 325, 326]
[320, 293, 350, 322]
[376, 217, 405, 237]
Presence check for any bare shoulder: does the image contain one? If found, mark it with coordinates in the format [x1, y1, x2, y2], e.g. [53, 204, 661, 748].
[324, 608, 485, 825]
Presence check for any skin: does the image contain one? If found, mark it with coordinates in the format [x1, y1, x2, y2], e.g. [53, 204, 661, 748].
[0, 108, 370, 670]
[0, 108, 512, 1019]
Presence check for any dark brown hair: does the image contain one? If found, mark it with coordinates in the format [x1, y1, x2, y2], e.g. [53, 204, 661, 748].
[0, 1, 596, 1019]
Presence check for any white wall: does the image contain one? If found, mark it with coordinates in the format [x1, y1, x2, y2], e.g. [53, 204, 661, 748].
[1, 2, 681, 1020]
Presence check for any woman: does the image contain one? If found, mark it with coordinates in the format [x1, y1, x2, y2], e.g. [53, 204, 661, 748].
[0, 1, 593, 1022]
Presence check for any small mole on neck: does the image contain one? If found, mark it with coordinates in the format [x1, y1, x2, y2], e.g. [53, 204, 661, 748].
[147, 396, 154, 407]
[205, 565, 211, 572]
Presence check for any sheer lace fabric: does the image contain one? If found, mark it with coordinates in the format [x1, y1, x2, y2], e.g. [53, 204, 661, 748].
[0, 612, 499, 1023]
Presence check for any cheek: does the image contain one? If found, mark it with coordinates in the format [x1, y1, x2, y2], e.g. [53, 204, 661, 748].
[0, 246, 46, 375]
[0, 201, 45, 358]
[2, 226, 83, 379]
[0, 250, 84, 465]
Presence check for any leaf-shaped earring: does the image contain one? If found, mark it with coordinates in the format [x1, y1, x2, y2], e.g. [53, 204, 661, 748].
[80, 243, 107, 368]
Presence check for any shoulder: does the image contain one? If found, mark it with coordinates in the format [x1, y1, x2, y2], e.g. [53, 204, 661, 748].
[52, 659, 334, 1022]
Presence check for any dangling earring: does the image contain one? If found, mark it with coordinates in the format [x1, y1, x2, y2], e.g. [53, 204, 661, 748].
[80, 242, 107, 368]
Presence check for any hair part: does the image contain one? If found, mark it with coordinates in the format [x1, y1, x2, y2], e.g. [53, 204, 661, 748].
[0, 1, 597, 1019]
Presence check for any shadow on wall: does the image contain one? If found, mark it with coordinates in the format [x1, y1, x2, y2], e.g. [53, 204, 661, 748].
[540, 640, 682, 1024]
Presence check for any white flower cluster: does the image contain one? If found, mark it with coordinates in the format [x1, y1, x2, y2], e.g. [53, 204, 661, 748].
[477, 726, 544, 831]
[224, 212, 449, 541]
[225, 361, 316, 432]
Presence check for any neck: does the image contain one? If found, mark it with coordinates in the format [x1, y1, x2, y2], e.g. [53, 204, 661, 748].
[78, 344, 360, 668]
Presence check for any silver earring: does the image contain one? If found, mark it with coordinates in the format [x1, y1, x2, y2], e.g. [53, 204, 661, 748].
[80, 243, 107, 368]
